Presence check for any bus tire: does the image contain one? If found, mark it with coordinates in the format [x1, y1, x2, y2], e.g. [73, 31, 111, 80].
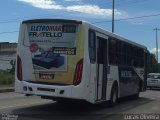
[110, 82, 118, 106]
[132, 93, 139, 99]
[133, 82, 140, 98]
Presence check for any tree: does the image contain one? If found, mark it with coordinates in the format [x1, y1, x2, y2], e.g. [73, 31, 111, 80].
[147, 53, 160, 73]
[9, 59, 15, 74]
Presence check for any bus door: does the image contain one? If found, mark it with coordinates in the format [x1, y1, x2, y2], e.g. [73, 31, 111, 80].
[96, 35, 108, 101]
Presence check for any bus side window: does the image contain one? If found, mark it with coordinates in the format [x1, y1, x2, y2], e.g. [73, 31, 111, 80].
[109, 38, 117, 65]
[89, 30, 96, 63]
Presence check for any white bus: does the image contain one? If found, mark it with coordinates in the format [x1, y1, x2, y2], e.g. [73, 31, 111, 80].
[15, 19, 148, 105]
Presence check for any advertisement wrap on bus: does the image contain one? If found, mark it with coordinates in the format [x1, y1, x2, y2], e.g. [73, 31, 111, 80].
[27, 23, 84, 85]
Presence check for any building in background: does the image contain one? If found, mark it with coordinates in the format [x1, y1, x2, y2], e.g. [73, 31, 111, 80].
[0, 42, 17, 70]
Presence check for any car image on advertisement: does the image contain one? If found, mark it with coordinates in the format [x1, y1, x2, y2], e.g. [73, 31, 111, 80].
[147, 73, 160, 89]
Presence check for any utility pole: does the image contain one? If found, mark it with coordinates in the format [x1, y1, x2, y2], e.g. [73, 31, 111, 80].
[153, 28, 160, 63]
[112, 0, 115, 33]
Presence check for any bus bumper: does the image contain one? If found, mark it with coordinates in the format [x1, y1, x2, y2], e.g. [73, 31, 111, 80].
[15, 80, 74, 99]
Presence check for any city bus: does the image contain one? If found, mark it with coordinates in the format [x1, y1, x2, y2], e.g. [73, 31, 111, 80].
[15, 19, 148, 106]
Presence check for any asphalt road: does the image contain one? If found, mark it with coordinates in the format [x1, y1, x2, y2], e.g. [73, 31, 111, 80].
[0, 89, 160, 120]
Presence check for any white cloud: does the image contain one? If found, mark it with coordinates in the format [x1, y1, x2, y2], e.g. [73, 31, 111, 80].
[150, 48, 160, 53]
[17, 0, 64, 10]
[17, 0, 124, 17]
[66, 5, 122, 16]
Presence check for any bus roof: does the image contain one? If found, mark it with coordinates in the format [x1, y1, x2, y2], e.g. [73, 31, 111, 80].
[22, 19, 82, 24]
[22, 18, 147, 50]
[86, 21, 147, 50]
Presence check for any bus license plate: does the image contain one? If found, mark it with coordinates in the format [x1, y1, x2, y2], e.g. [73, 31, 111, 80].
[39, 73, 54, 80]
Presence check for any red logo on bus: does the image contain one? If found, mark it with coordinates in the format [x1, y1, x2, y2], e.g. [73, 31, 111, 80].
[30, 43, 38, 53]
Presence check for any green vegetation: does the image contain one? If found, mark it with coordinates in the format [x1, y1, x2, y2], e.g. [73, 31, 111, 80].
[148, 53, 160, 73]
[0, 59, 15, 85]
[0, 70, 15, 85]
[9, 59, 15, 75]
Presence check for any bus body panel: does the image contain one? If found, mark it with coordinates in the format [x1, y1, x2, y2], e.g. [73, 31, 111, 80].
[16, 24, 36, 81]
[18, 21, 85, 85]
[107, 65, 119, 100]
[15, 20, 92, 103]
[15, 19, 147, 104]
[86, 23, 147, 102]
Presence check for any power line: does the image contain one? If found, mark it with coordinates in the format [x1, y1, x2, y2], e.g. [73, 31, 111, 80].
[0, 0, 157, 25]
[0, 0, 155, 24]
[0, 12, 160, 35]
[105, 0, 152, 7]
[0, 12, 78, 24]
[0, 13, 64, 23]
[92, 12, 160, 24]
[0, 31, 18, 35]
[115, 0, 152, 6]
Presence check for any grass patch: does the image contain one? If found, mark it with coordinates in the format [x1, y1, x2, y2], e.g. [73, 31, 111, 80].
[0, 71, 15, 85]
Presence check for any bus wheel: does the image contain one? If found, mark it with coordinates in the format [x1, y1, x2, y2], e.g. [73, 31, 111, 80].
[132, 93, 139, 99]
[110, 83, 118, 106]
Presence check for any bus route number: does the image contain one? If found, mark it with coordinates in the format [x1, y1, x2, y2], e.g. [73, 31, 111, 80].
[62, 25, 76, 33]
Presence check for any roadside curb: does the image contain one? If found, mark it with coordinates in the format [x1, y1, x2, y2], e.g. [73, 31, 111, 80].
[0, 88, 14, 93]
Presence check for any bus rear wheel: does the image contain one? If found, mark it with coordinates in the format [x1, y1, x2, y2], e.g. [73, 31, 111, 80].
[110, 83, 118, 106]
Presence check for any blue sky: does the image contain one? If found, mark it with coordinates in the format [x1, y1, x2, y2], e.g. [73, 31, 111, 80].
[0, 0, 160, 57]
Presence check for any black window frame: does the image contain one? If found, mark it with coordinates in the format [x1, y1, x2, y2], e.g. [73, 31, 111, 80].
[88, 29, 96, 63]
[108, 38, 118, 65]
